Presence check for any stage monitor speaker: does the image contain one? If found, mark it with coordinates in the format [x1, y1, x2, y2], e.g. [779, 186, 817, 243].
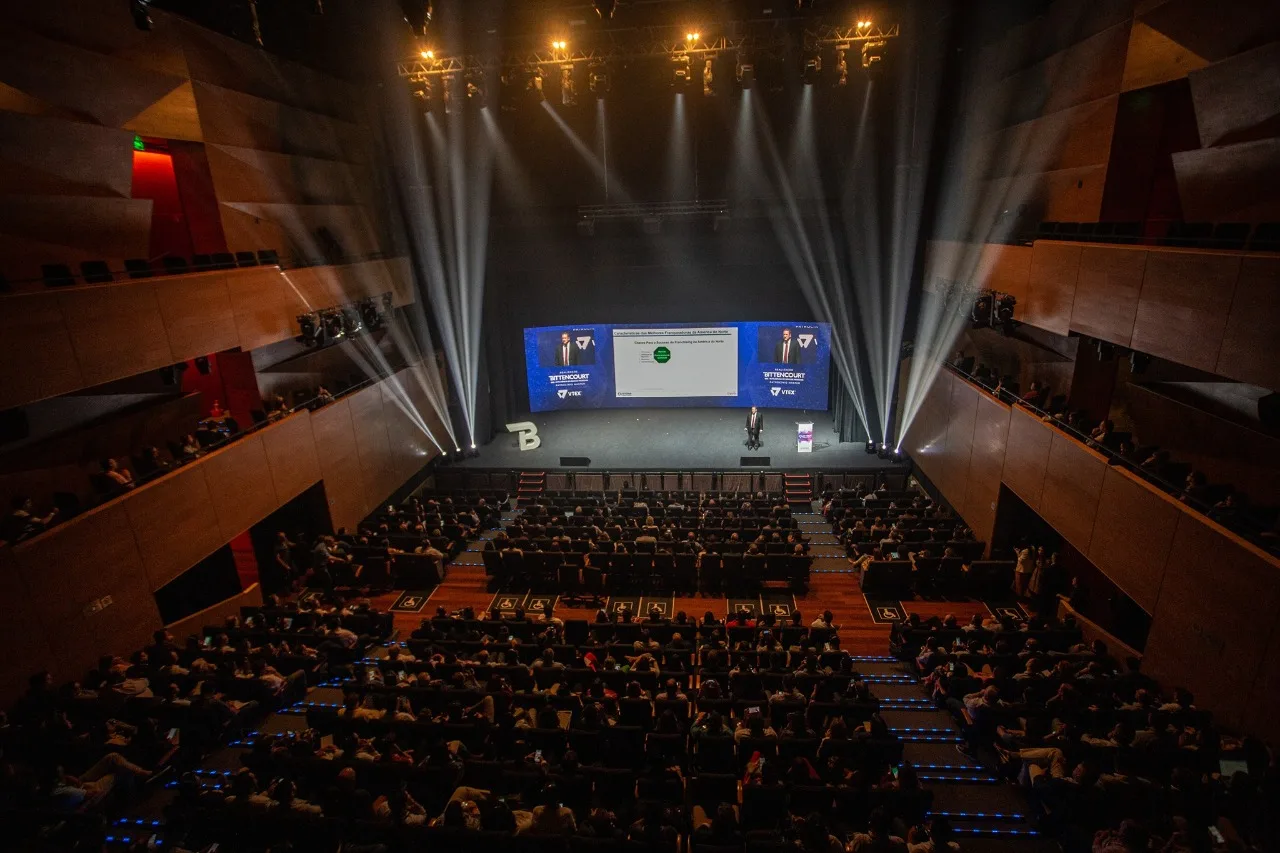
[560, 456, 591, 467]
[740, 456, 771, 467]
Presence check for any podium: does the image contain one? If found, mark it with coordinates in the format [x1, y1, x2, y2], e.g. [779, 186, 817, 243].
[796, 421, 814, 453]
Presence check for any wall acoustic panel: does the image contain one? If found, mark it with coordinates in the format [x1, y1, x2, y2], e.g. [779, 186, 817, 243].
[58, 282, 174, 388]
[224, 265, 296, 352]
[941, 374, 980, 518]
[1038, 432, 1108, 553]
[962, 392, 1012, 545]
[1001, 406, 1053, 511]
[0, 549, 56, 706]
[151, 272, 239, 361]
[310, 398, 366, 533]
[1143, 515, 1280, 731]
[123, 464, 225, 591]
[348, 384, 393, 513]
[198, 435, 277, 542]
[1025, 241, 1082, 335]
[1132, 250, 1240, 372]
[1216, 256, 1280, 391]
[1086, 465, 1182, 613]
[1172, 138, 1280, 223]
[1186, 40, 1280, 149]
[260, 411, 322, 505]
[1120, 19, 1210, 92]
[13, 502, 158, 680]
[1070, 245, 1147, 345]
[0, 292, 84, 409]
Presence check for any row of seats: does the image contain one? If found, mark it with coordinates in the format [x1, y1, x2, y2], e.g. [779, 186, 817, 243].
[21, 250, 280, 289]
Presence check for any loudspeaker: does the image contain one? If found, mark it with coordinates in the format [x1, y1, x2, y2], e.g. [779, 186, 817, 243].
[1260, 393, 1280, 429]
[740, 456, 771, 467]
[560, 456, 590, 466]
[194, 355, 211, 375]
[159, 365, 178, 385]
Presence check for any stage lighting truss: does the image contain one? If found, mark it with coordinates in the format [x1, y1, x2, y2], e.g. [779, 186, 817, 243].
[396, 22, 899, 93]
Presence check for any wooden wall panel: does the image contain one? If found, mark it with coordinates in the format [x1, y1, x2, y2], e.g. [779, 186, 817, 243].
[123, 465, 224, 591]
[310, 399, 366, 532]
[1120, 19, 1210, 92]
[941, 375, 979, 518]
[1039, 432, 1107, 552]
[0, 549, 56, 706]
[1171, 138, 1280, 223]
[1087, 465, 1182, 613]
[0, 195, 152, 262]
[975, 244, 1033, 306]
[0, 292, 84, 409]
[982, 96, 1119, 177]
[1070, 245, 1147, 345]
[198, 435, 277, 541]
[906, 374, 951, 497]
[1186, 40, 1280, 148]
[13, 502, 159, 680]
[962, 393, 1011, 545]
[151, 273, 239, 361]
[1143, 516, 1280, 731]
[0, 110, 137, 198]
[59, 284, 174, 388]
[1001, 406, 1052, 510]
[1132, 250, 1240, 372]
[225, 266, 296, 351]
[1025, 241, 1082, 335]
[191, 81, 365, 161]
[261, 412, 322, 504]
[1216, 256, 1280, 390]
[348, 384, 393, 512]
[1243, 618, 1280, 743]
[205, 143, 362, 205]
[164, 584, 263, 639]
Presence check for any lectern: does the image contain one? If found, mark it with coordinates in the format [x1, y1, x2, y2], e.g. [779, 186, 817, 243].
[796, 421, 814, 453]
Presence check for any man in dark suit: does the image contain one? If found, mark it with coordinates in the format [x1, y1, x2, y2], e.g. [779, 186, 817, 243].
[773, 328, 800, 364]
[745, 406, 763, 450]
[554, 331, 579, 366]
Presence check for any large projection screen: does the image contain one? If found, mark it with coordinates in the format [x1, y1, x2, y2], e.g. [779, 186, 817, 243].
[524, 321, 831, 412]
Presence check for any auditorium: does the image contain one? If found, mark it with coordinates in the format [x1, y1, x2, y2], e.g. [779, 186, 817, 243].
[1, 0, 1278, 851]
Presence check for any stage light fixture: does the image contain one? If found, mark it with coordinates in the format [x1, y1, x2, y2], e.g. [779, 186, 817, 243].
[561, 65, 577, 105]
[296, 313, 320, 347]
[322, 310, 345, 341]
[593, 0, 616, 22]
[420, 49, 434, 60]
[736, 54, 755, 88]
[856, 20, 873, 32]
[588, 62, 610, 98]
[441, 73, 458, 113]
[802, 54, 822, 85]
[862, 39, 886, 69]
[671, 54, 692, 88]
[836, 48, 849, 85]
[686, 32, 700, 43]
[865, 439, 877, 455]
[465, 71, 486, 108]
[551, 39, 567, 51]
[1129, 351, 1150, 374]
[892, 448, 906, 463]
[528, 68, 545, 101]
[422, 1, 433, 32]
[340, 306, 364, 337]
[703, 59, 715, 96]
[131, 0, 153, 30]
[995, 294, 1017, 335]
[877, 442, 892, 459]
[361, 298, 383, 331]
[971, 293, 993, 328]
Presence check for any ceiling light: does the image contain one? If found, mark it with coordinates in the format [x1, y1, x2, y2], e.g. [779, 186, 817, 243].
[593, 0, 617, 21]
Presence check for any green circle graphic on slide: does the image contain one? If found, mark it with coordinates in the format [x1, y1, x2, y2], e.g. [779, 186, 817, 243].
[653, 346, 672, 363]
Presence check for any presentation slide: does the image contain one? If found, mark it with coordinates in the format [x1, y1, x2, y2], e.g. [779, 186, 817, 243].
[613, 327, 738, 398]
[523, 321, 831, 412]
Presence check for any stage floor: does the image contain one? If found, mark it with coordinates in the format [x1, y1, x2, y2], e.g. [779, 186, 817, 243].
[461, 408, 903, 471]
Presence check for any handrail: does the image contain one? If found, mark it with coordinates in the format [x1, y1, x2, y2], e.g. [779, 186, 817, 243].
[944, 362, 1277, 551]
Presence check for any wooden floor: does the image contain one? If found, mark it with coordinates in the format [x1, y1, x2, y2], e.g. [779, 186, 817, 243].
[372, 564, 989, 657]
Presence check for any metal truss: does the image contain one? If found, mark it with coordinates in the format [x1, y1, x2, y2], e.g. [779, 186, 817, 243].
[396, 22, 900, 80]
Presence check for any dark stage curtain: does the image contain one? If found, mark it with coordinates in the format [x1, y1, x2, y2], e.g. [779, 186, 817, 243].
[830, 378, 869, 444]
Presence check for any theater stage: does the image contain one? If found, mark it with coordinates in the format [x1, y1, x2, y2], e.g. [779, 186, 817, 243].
[457, 408, 904, 471]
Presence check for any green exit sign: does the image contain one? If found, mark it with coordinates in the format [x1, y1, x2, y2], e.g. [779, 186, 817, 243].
[133, 135, 145, 151]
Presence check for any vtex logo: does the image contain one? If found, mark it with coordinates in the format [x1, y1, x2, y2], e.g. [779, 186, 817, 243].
[770, 387, 781, 396]
[575, 336, 592, 350]
[798, 333, 814, 348]
[505, 421, 541, 451]
[558, 389, 568, 399]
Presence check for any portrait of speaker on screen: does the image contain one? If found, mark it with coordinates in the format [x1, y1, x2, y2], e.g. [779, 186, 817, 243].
[539, 329, 596, 367]
[757, 326, 816, 365]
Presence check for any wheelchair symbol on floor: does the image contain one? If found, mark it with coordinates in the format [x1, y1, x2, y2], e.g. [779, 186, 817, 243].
[878, 607, 900, 620]
[498, 597, 520, 610]
[770, 604, 790, 616]
[401, 596, 422, 609]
